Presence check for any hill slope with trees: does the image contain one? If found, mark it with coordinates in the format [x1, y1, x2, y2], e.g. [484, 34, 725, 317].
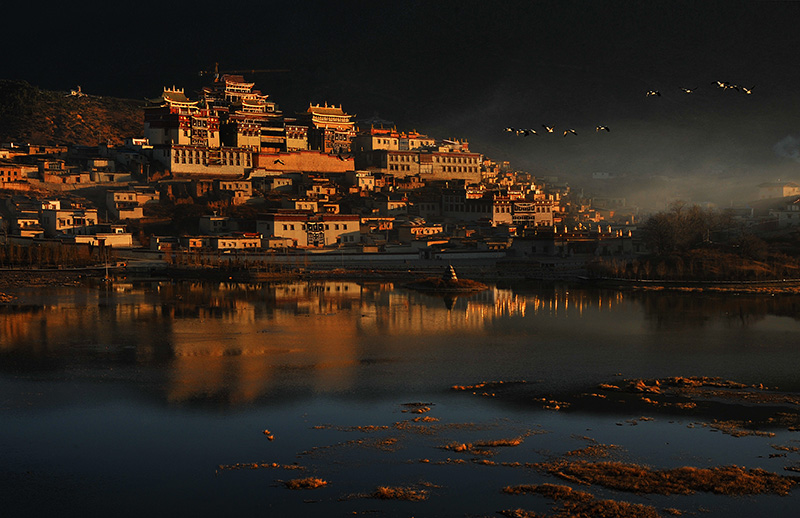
[589, 203, 800, 282]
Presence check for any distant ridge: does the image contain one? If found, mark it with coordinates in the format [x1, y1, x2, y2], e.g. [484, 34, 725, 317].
[0, 80, 144, 146]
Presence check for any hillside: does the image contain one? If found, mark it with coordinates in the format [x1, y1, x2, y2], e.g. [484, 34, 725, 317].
[0, 80, 144, 146]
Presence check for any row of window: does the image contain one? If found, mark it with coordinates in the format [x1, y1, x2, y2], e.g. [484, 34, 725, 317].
[411, 227, 442, 235]
[435, 156, 478, 164]
[55, 217, 92, 226]
[442, 166, 478, 173]
[218, 241, 259, 248]
[282, 223, 350, 231]
[514, 206, 552, 213]
[174, 149, 251, 167]
[389, 164, 412, 171]
[312, 115, 350, 123]
[443, 204, 491, 213]
[514, 215, 554, 222]
[390, 154, 415, 162]
[183, 129, 217, 139]
[218, 182, 250, 190]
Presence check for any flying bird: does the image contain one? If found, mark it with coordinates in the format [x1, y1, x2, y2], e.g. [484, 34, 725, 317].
[646, 90, 661, 97]
[563, 128, 577, 137]
[504, 127, 515, 133]
[714, 81, 737, 90]
[542, 125, 555, 133]
[274, 159, 285, 165]
[596, 125, 610, 132]
[680, 87, 697, 94]
[337, 154, 352, 161]
[516, 128, 537, 136]
[742, 85, 754, 95]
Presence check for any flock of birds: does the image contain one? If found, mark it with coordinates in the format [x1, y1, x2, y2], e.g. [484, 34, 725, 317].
[504, 80, 754, 137]
[505, 125, 605, 137]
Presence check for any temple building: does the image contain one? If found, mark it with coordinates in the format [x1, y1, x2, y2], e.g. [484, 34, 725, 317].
[355, 135, 482, 182]
[442, 187, 511, 226]
[144, 81, 280, 177]
[299, 103, 356, 154]
[511, 200, 556, 227]
[351, 127, 434, 153]
[202, 75, 286, 152]
[144, 87, 220, 148]
[284, 117, 309, 151]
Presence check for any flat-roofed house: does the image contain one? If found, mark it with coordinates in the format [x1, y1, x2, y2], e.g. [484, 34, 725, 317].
[257, 212, 361, 248]
[40, 207, 99, 237]
[199, 215, 237, 234]
[106, 190, 143, 220]
[214, 179, 253, 205]
[758, 182, 800, 199]
[0, 161, 36, 184]
[211, 234, 261, 251]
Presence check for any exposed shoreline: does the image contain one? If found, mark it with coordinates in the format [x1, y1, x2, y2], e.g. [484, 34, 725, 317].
[583, 276, 800, 294]
[5, 266, 800, 296]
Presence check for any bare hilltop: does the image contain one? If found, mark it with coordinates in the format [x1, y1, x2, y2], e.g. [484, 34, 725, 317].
[0, 79, 143, 146]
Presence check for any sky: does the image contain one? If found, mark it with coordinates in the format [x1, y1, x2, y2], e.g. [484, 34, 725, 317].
[6, 0, 800, 211]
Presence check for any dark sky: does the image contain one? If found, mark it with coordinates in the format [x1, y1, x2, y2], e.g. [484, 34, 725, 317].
[6, 1, 800, 209]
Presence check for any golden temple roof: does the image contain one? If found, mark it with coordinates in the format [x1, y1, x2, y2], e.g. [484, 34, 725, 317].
[148, 87, 198, 107]
[307, 103, 350, 117]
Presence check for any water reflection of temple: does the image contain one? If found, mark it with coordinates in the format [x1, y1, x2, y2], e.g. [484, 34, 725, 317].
[1, 281, 634, 405]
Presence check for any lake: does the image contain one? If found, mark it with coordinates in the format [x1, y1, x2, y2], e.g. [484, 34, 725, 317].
[2, 280, 799, 517]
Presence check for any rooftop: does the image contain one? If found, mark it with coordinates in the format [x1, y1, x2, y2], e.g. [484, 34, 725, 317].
[307, 103, 351, 117]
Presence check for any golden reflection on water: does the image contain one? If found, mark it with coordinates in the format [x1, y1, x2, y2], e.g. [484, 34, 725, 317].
[0, 281, 631, 404]
[0, 282, 629, 352]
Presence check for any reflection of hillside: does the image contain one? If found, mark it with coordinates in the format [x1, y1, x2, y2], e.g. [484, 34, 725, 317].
[633, 292, 800, 329]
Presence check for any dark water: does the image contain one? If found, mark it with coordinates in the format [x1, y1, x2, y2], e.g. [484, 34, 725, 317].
[2, 281, 799, 517]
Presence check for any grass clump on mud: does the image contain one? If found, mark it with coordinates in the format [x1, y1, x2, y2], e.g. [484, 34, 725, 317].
[501, 483, 662, 518]
[371, 485, 429, 501]
[343, 483, 436, 502]
[283, 477, 328, 490]
[439, 437, 525, 456]
[565, 443, 622, 458]
[534, 460, 798, 496]
[217, 462, 304, 471]
[453, 375, 800, 434]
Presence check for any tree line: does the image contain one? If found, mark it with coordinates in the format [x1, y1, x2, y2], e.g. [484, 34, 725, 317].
[589, 202, 800, 281]
[0, 241, 111, 268]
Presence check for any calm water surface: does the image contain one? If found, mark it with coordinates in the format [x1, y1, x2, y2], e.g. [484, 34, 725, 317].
[2, 281, 799, 517]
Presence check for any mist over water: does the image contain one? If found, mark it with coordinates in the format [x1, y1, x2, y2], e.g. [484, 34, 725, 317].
[437, 80, 800, 211]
